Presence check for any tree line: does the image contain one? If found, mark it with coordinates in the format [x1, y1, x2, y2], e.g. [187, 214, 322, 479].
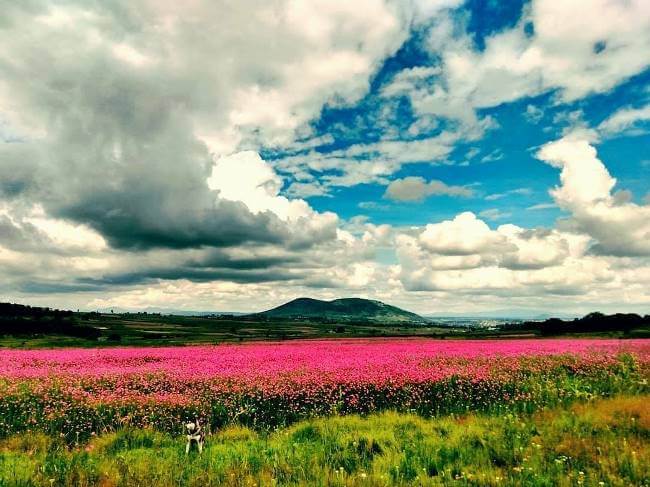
[503, 312, 650, 335]
[0, 303, 100, 339]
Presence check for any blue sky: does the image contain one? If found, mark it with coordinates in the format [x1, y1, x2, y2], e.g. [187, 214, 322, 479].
[261, 4, 650, 230]
[1, 0, 649, 314]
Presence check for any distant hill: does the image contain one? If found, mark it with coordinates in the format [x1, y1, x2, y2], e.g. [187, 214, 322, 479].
[253, 298, 428, 324]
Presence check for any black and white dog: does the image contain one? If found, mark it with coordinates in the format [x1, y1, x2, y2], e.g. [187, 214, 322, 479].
[184, 419, 206, 454]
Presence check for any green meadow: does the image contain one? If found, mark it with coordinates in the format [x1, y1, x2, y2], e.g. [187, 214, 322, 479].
[0, 395, 647, 487]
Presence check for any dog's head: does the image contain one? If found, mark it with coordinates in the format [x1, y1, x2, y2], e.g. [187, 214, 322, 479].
[185, 422, 196, 433]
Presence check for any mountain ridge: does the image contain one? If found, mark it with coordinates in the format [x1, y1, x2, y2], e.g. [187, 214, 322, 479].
[252, 297, 427, 324]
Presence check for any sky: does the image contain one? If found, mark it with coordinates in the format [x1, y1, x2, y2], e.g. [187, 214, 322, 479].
[0, 0, 649, 316]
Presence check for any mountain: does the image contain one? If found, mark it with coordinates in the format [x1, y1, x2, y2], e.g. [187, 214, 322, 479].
[254, 297, 427, 324]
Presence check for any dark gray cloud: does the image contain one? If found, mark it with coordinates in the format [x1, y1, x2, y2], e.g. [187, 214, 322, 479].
[78, 267, 300, 287]
[20, 281, 105, 294]
[0, 6, 335, 252]
[77, 248, 307, 287]
[0, 144, 37, 199]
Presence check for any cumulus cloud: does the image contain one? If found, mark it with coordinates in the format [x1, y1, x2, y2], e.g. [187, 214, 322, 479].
[384, 176, 473, 202]
[395, 211, 593, 295]
[392, 133, 650, 308]
[207, 150, 339, 247]
[537, 135, 650, 256]
[416, 212, 510, 256]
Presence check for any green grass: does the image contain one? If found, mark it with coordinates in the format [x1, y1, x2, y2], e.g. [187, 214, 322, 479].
[0, 395, 647, 486]
[0, 313, 465, 349]
[3, 309, 649, 349]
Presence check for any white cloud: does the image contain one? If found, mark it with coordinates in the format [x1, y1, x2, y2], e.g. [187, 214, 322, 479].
[537, 135, 650, 256]
[384, 176, 473, 201]
[386, 0, 650, 129]
[531, 0, 650, 101]
[485, 188, 532, 201]
[479, 209, 512, 221]
[208, 151, 309, 221]
[381, 66, 441, 97]
[274, 117, 495, 189]
[284, 181, 331, 199]
[207, 151, 343, 248]
[358, 201, 391, 211]
[538, 137, 615, 205]
[417, 212, 509, 256]
[524, 104, 544, 124]
[526, 202, 556, 211]
[480, 150, 504, 163]
[395, 210, 598, 295]
[598, 105, 650, 137]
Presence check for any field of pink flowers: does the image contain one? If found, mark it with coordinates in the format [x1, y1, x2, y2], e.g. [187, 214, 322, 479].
[0, 338, 648, 441]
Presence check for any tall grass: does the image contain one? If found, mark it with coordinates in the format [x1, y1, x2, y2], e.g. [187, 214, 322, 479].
[0, 395, 647, 486]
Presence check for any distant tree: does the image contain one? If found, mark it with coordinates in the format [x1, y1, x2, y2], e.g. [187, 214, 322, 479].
[0, 302, 99, 339]
[520, 312, 648, 336]
[107, 333, 122, 342]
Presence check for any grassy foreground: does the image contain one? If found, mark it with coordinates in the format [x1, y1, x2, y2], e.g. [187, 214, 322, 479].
[0, 395, 648, 486]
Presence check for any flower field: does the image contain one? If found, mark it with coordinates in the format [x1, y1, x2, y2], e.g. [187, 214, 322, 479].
[0, 339, 648, 442]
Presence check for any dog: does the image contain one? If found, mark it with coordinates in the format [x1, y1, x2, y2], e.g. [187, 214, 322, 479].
[184, 419, 205, 455]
